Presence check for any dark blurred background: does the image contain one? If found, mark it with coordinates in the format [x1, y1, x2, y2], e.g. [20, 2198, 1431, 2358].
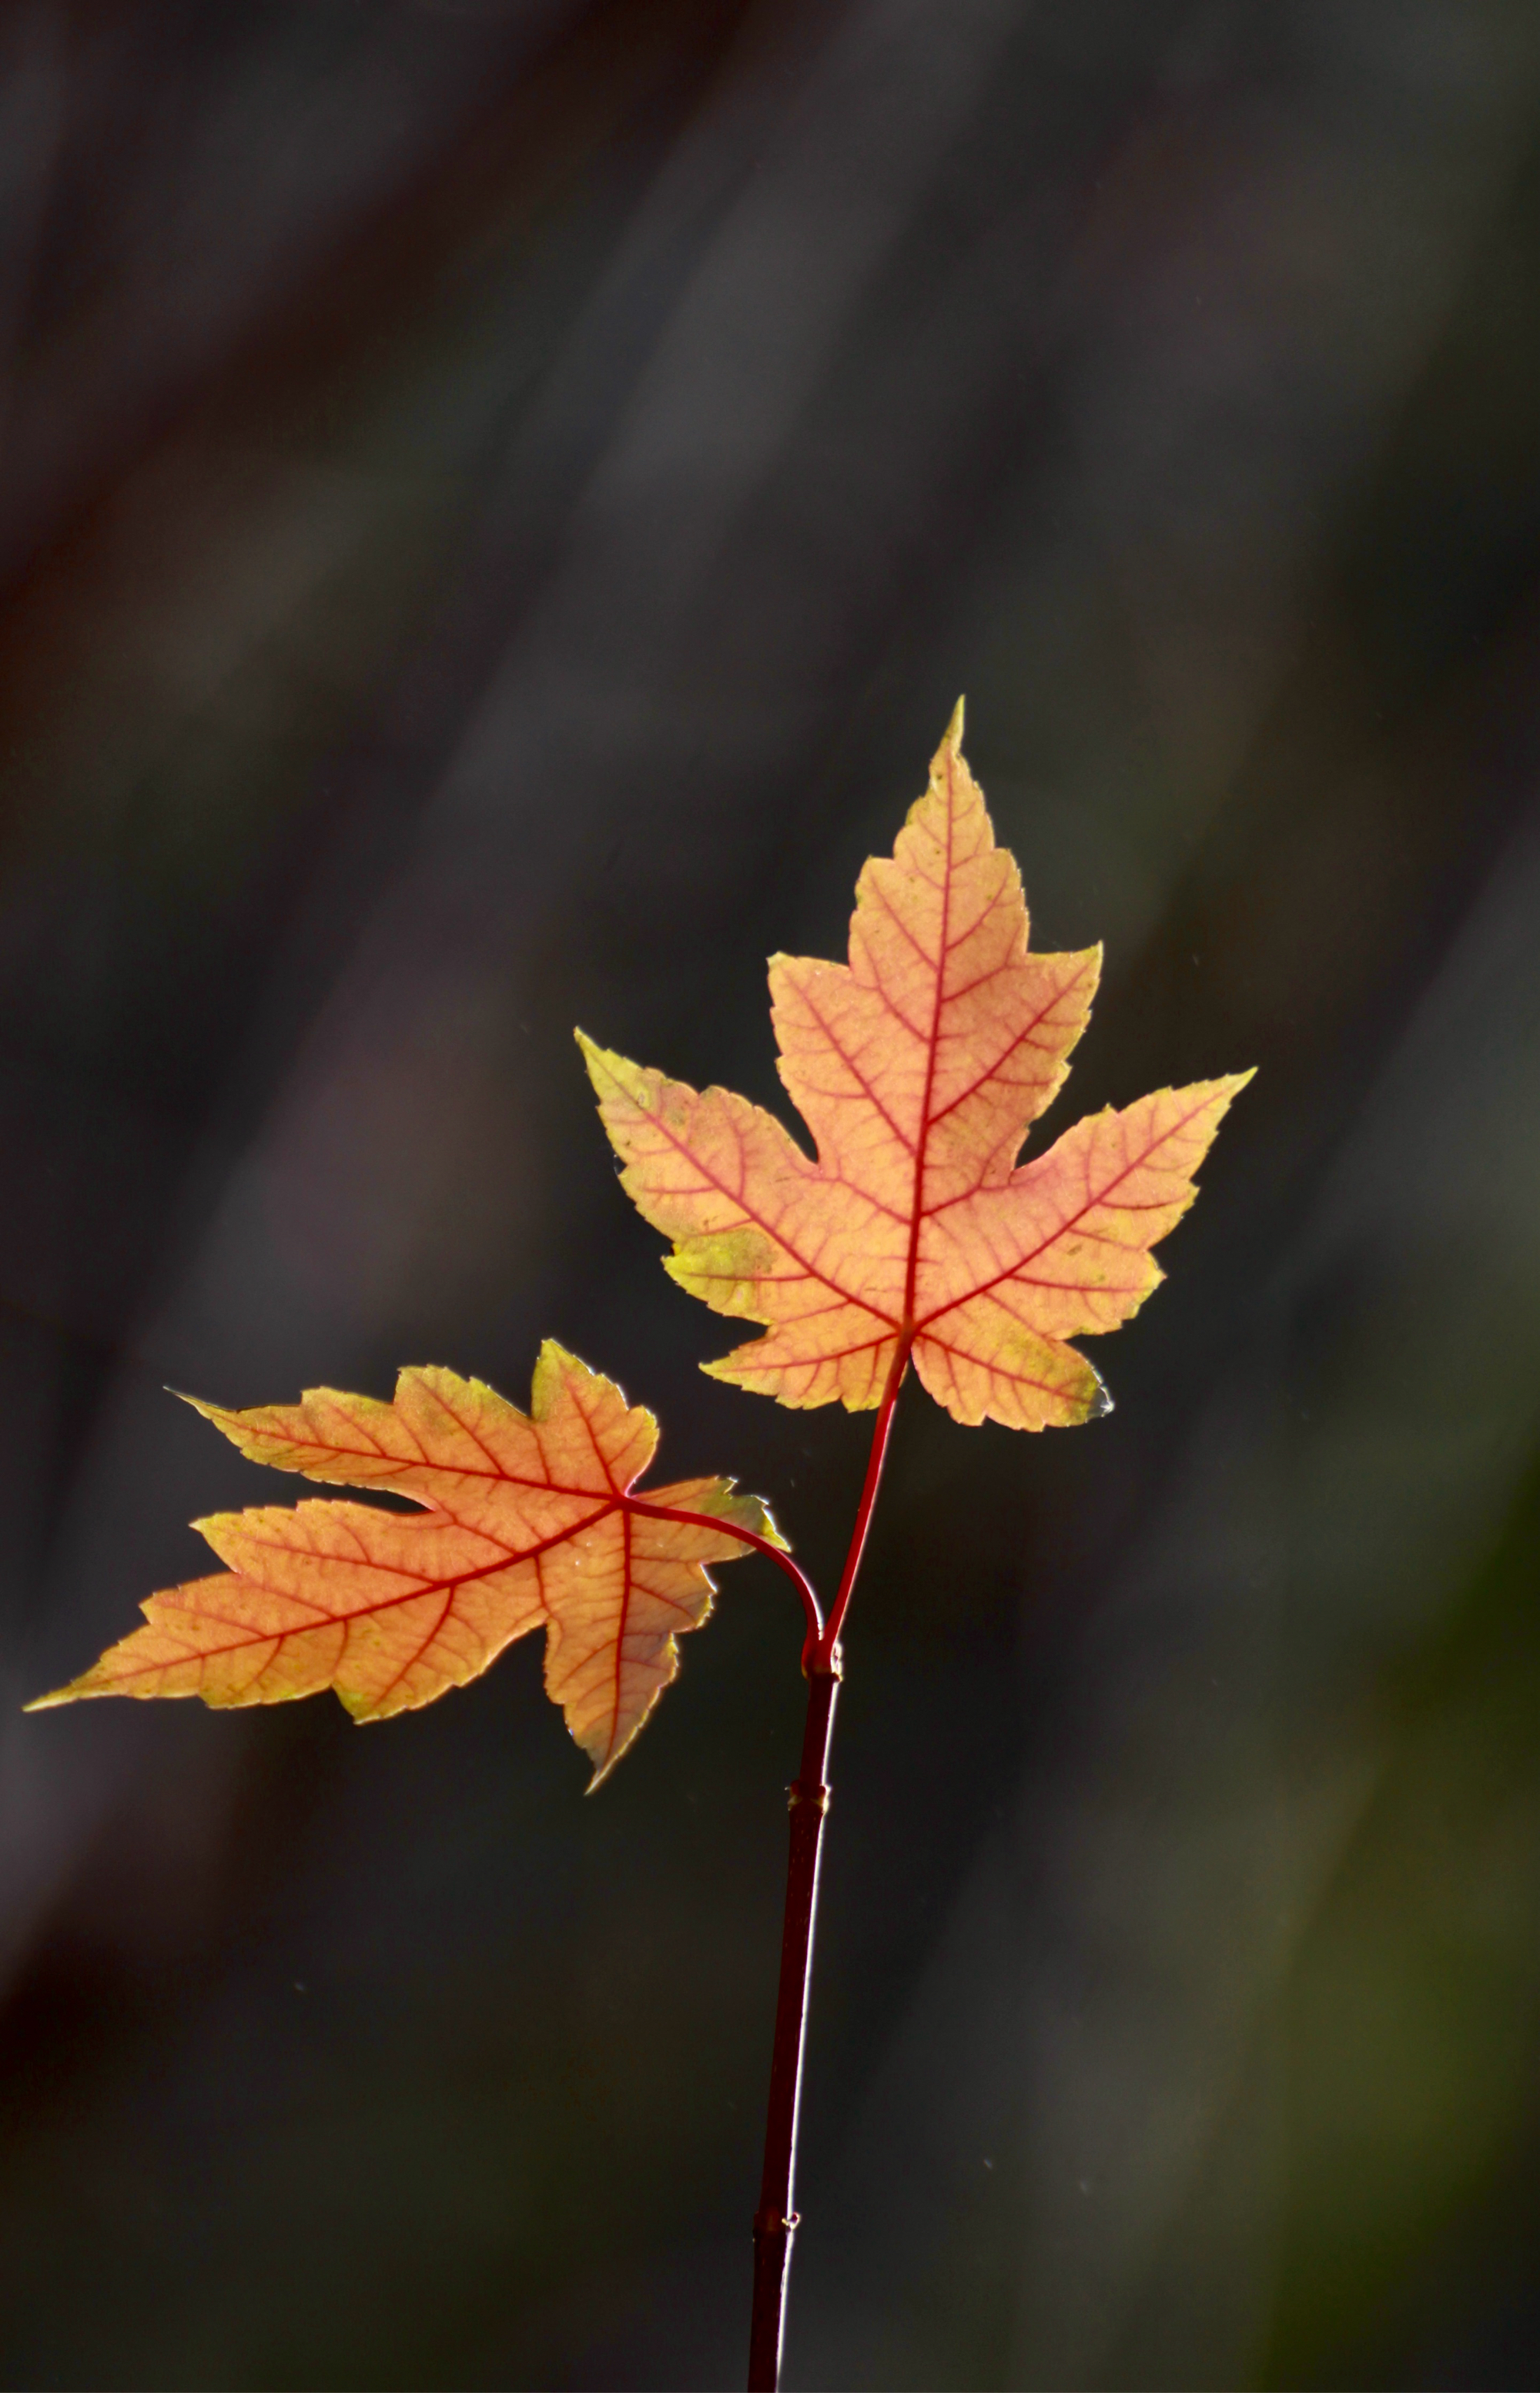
[4, 2, 1540, 2385]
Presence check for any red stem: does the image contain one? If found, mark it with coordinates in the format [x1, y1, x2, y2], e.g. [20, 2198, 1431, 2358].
[623, 1498, 824, 1663]
[746, 1344, 909, 2391]
[747, 1650, 839, 2393]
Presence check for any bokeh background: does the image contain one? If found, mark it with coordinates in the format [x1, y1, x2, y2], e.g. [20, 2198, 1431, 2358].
[4, 2, 1540, 2385]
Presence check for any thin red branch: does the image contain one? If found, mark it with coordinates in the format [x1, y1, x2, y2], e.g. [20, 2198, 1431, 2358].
[746, 1346, 909, 2388]
[747, 1651, 839, 2393]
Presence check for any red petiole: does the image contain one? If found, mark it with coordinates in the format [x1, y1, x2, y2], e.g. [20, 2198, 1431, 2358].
[622, 1497, 824, 1663]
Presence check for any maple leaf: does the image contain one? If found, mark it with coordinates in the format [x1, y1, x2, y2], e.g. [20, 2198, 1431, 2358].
[580, 704, 1252, 1432]
[28, 1343, 788, 1785]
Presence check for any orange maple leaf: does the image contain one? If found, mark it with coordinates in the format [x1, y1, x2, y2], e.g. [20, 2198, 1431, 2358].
[28, 1343, 791, 1784]
[581, 704, 1252, 1432]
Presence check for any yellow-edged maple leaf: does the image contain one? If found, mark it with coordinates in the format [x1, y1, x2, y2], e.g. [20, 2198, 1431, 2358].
[580, 705, 1252, 1431]
[28, 1343, 785, 1785]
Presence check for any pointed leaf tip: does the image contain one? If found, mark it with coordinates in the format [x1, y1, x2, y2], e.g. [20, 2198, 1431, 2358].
[943, 694, 966, 751]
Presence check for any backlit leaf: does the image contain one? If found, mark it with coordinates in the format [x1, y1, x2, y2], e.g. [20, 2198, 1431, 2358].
[29, 1343, 785, 1784]
[581, 704, 1251, 1430]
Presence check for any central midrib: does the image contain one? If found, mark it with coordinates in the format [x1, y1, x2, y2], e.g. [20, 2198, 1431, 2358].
[902, 764, 956, 1337]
